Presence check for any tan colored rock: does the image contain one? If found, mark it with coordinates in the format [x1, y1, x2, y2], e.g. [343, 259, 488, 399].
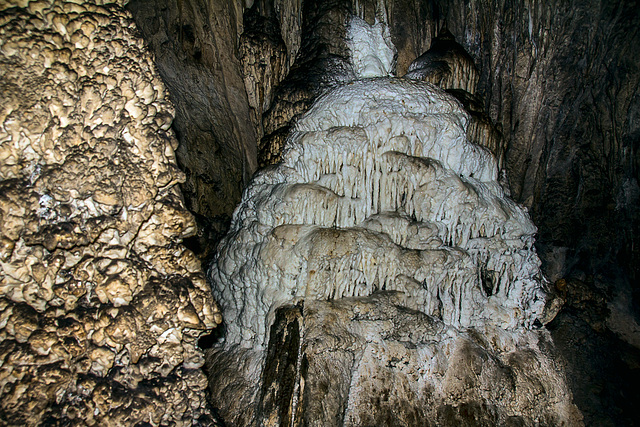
[0, 1, 221, 425]
[127, 0, 258, 258]
[209, 295, 583, 426]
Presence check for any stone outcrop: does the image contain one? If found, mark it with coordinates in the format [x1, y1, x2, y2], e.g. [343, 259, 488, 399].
[257, 296, 580, 426]
[127, 0, 257, 258]
[206, 23, 579, 421]
[216, 1, 639, 423]
[0, 1, 220, 424]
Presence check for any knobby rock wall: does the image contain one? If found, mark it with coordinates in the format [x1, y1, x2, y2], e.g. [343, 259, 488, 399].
[0, 1, 221, 424]
[126, 0, 257, 259]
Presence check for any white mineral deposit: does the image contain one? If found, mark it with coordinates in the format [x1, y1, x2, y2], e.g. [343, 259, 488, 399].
[209, 18, 546, 350]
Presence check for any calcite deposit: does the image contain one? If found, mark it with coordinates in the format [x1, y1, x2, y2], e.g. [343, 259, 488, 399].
[211, 78, 546, 349]
[207, 18, 580, 425]
[0, 1, 220, 424]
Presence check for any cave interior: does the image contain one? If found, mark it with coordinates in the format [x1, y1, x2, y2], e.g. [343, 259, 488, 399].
[0, 0, 639, 425]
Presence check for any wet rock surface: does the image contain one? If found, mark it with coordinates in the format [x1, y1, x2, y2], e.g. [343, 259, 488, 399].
[210, 295, 582, 426]
[0, 1, 220, 424]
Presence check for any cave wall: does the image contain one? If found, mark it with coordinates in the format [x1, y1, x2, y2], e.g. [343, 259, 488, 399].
[425, 0, 640, 293]
[126, 0, 258, 256]
[0, 1, 221, 424]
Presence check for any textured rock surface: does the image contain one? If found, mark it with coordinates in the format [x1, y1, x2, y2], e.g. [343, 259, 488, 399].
[206, 47, 578, 421]
[386, 2, 640, 423]
[405, 29, 478, 94]
[0, 1, 220, 424]
[404, 30, 506, 171]
[234, 0, 640, 324]
[4, 0, 630, 424]
[210, 78, 546, 349]
[285, 296, 578, 426]
[417, 2, 640, 294]
[209, 295, 582, 426]
[208, 1, 639, 423]
[239, 3, 290, 145]
[259, 0, 356, 167]
[127, 0, 257, 257]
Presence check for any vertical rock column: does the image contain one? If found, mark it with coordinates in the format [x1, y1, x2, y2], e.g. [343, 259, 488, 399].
[126, 0, 258, 256]
[0, 1, 220, 424]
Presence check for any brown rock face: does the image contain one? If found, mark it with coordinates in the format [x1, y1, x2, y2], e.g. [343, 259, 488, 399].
[257, 0, 356, 167]
[0, 1, 220, 424]
[126, 0, 258, 257]
[404, 30, 507, 173]
[405, 29, 479, 94]
[209, 295, 582, 426]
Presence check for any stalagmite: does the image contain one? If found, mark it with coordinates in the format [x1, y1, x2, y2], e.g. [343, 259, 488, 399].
[207, 15, 580, 426]
[210, 76, 545, 349]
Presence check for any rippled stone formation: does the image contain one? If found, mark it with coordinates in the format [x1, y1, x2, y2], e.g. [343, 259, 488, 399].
[0, 1, 220, 424]
[207, 43, 580, 424]
[210, 77, 546, 350]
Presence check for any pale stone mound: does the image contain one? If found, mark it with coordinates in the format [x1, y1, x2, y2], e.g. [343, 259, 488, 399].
[207, 54, 580, 427]
[210, 78, 546, 350]
[206, 15, 580, 426]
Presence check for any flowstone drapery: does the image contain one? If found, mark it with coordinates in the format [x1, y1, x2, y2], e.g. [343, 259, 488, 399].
[209, 77, 546, 349]
[206, 17, 579, 426]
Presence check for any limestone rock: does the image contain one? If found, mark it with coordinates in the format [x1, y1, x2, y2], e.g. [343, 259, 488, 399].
[259, 0, 356, 167]
[206, 44, 576, 420]
[210, 77, 545, 348]
[0, 1, 220, 424]
[208, 294, 582, 426]
[282, 295, 580, 426]
[127, 0, 258, 256]
[405, 32, 506, 172]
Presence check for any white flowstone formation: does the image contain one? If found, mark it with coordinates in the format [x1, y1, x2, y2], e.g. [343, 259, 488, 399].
[347, 16, 396, 78]
[209, 76, 547, 349]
